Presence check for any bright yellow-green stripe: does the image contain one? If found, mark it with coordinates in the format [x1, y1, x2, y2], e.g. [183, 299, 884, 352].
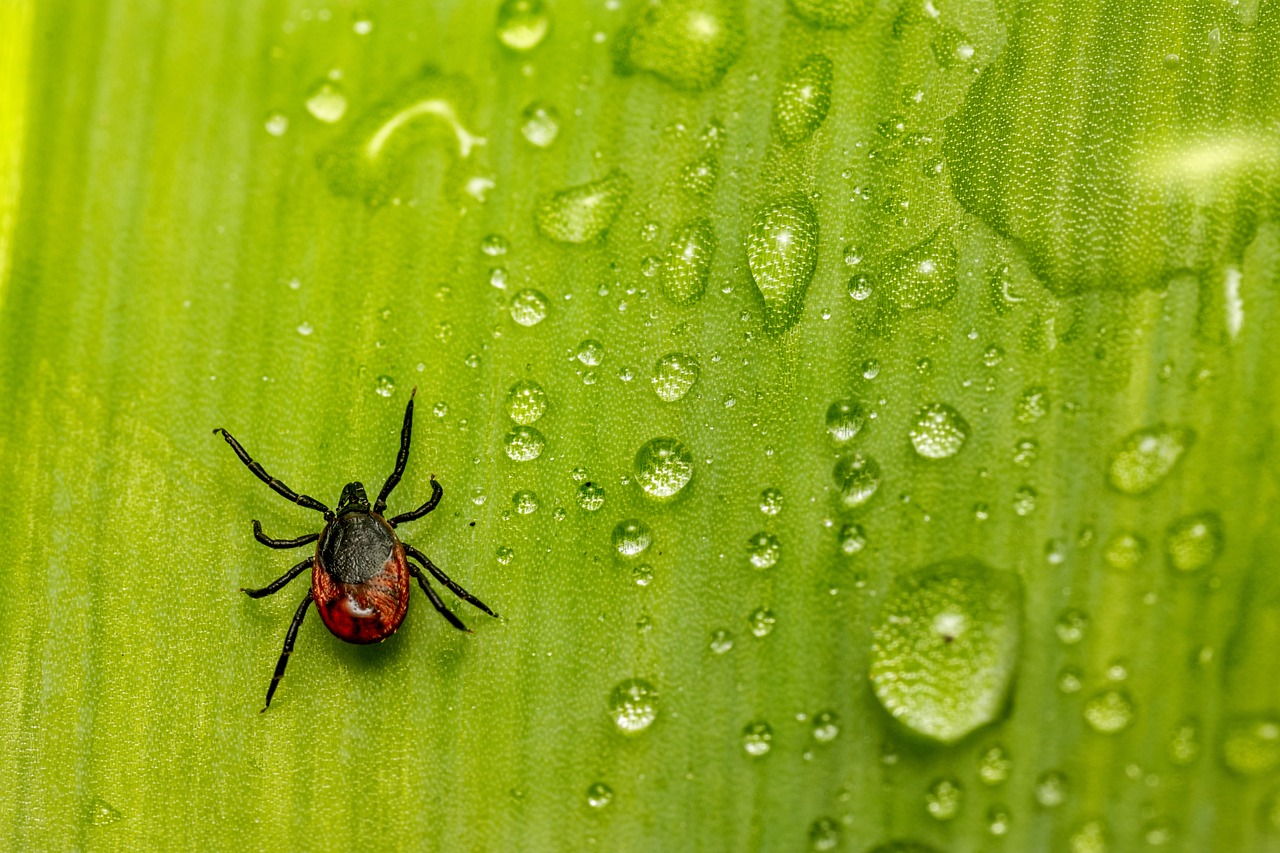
[0, 0, 33, 307]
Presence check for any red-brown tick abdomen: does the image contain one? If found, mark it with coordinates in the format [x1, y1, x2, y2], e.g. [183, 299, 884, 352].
[312, 513, 411, 644]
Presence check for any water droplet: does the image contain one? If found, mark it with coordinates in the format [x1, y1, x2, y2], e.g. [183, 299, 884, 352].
[1057, 666, 1083, 694]
[305, 80, 348, 124]
[1169, 719, 1200, 766]
[432, 401, 448, 418]
[615, 0, 746, 90]
[978, 744, 1012, 785]
[982, 345, 1004, 367]
[577, 338, 606, 366]
[88, 797, 122, 826]
[536, 171, 632, 244]
[503, 425, 546, 461]
[812, 711, 840, 743]
[1223, 716, 1280, 776]
[758, 486, 783, 516]
[748, 606, 776, 637]
[496, 0, 551, 51]
[746, 197, 820, 334]
[1165, 512, 1224, 572]
[988, 805, 1012, 836]
[1012, 485, 1038, 516]
[1083, 690, 1135, 734]
[577, 481, 606, 511]
[353, 18, 374, 34]
[1015, 385, 1050, 424]
[774, 54, 833, 144]
[296, 321, 314, 336]
[652, 352, 700, 402]
[586, 781, 614, 809]
[480, 233, 510, 256]
[909, 403, 970, 459]
[746, 532, 780, 569]
[634, 437, 694, 499]
[825, 398, 867, 443]
[833, 452, 881, 508]
[742, 720, 774, 756]
[1012, 438, 1039, 467]
[1034, 770, 1068, 807]
[885, 227, 958, 310]
[1103, 531, 1146, 570]
[374, 375, 396, 397]
[680, 154, 719, 195]
[505, 380, 547, 424]
[869, 558, 1024, 744]
[613, 519, 652, 557]
[609, 678, 658, 733]
[632, 564, 654, 586]
[661, 218, 717, 305]
[1107, 425, 1195, 494]
[264, 112, 289, 136]
[520, 101, 560, 147]
[709, 628, 734, 654]
[838, 523, 867, 556]
[1055, 608, 1088, 645]
[510, 288, 549, 326]
[512, 489, 539, 514]
[788, 0, 872, 28]
[847, 274, 873, 300]
[496, 545, 515, 564]
[1070, 820, 1109, 853]
[809, 817, 841, 851]
[925, 777, 963, 821]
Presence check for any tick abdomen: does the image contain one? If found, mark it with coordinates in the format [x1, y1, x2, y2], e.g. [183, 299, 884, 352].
[314, 512, 410, 644]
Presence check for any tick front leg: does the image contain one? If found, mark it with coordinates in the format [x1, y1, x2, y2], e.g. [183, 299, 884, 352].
[213, 428, 333, 520]
[375, 388, 416, 514]
[261, 592, 314, 712]
[387, 477, 443, 527]
[242, 556, 312, 598]
[252, 520, 319, 550]
[404, 543, 498, 618]
[408, 565, 471, 633]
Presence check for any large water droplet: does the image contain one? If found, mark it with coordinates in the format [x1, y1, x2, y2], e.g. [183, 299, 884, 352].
[496, 0, 551, 51]
[788, 0, 872, 28]
[576, 338, 606, 366]
[614, 0, 746, 90]
[869, 558, 1024, 744]
[1223, 715, 1280, 776]
[746, 197, 820, 334]
[661, 218, 717, 305]
[503, 425, 546, 461]
[1082, 689, 1135, 734]
[742, 721, 774, 756]
[1107, 425, 1195, 494]
[826, 398, 867, 443]
[613, 519, 652, 557]
[609, 678, 658, 733]
[833, 452, 881, 508]
[505, 380, 548, 424]
[520, 101, 560, 148]
[909, 402, 970, 459]
[635, 437, 693, 499]
[885, 227, 959, 310]
[774, 54, 833, 144]
[535, 171, 632, 244]
[1165, 512, 1224, 572]
[652, 352, 700, 402]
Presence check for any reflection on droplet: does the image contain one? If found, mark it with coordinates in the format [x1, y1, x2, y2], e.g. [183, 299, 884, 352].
[586, 781, 614, 809]
[520, 101, 561, 147]
[652, 352, 700, 402]
[305, 80, 349, 123]
[496, 0, 551, 51]
[536, 172, 632, 244]
[613, 519, 652, 557]
[742, 720, 774, 756]
[609, 678, 658, 733]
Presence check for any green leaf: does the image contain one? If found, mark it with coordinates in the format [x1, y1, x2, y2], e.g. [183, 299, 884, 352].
[3, 0, 1280, 850]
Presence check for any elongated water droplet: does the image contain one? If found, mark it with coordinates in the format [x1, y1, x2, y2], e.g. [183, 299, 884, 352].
[909, 402, 970, 459]
[825, 398, 867, 443]
[613, 519, 652, 557]
[1165, 512, 1224, 572]
[661, 218, 717, 305]
[833, 452, 881, 508]
[742, 721, 774, 756]
[503, 425, 545, 461]
[609, 678, 658, 733]
[869, 558, 1024, 744]
[536, 171, 632, 244]
[319, 71, 485, 204]
[885, 227, 959, 310]
[652, 352, 700, 402]
[1223, 716, 1280, 776]
[496, 0, 551, 51]
[1107, 425, 1195, 494]
[747, 197, 819, 335]
[788, 0, 872, 28]
[774, 54, 833, 144]
[614, 0, 746, 91]
[88, 797, 122, 826]
[635, 437, 693, 499]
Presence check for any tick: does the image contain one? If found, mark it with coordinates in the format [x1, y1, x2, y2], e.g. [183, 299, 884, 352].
[214, 390, 497, 711]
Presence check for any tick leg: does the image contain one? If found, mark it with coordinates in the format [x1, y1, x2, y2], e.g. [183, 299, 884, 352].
[252, 520, 319, 550]
[242, 556, 312, 598]
[375, 389, 416, 514]
[261, 592, 314, 712]
[404, 543, 498, 618]
[213, 428, 333, 520]
[409, 565, 472, 633]
[387, 477, 443, 527]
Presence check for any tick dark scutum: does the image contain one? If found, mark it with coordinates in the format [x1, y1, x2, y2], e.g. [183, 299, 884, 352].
[214, 389, 499, 711]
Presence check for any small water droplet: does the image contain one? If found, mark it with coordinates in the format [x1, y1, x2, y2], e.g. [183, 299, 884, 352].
[496, 0, 551, 51]
[632, 564, 654, 586]
[746, 197, 820, 334]
[661, 218, 717, 305]
[432, 401, 448, 418]
[609, 678, 658, 734]
[536, 171, 632, 244]
[296, 321, 314, 336]
[788, 0, 872, 28]
[746, 531, 780, 569]
[510, 289, 549, 326]
[833, 452, 881, 508]
[264, 112, 289, 136]
[480, 233, 510, 256]
[681, 154, 719, 195]
[1168, 719, 1200, 766]
[503, 425, 546, 462]
[87, 797, 122, 826]
[1165, 512, 1224, 572]
[978, 744, 1012, 785]
[812, 710, 840, 743]
[774, 53, 833, 144]
[577, 481, 606, 511]
[586, 781, 614, 809]
[496, 545, 515, 564]
[1108, 425, 1195, 494]
[838, 523, 867, 556]
[1015, 385, 1049, 424]
[1103, 531, 1147, 570]
[634, 437, 694, 499]
[512, 489, 539, 514]
[505, 380, 548, 424]
[909, 402, 970, 459]
[613, 518, 652, 557]
[1034, 770, 1068, 807]
[1012, 485, 1038, 516]
[847, 274, 873, 300]
[709, 628, 734, 654]
[925, 777, 963, 821]
[742, 720, 774, 757]
[1223, 716, 1280, 776]
[1057, 666, 1083, 694]
[305, 80, 348, 123]
[520, 101, 560, 147]
[758, 486, 784, 516]
[748, 606, 776, 637]
[577, 338, 606, 366]
[1012, 438, 1039, 467]
[374, 375, 396, 397]
[1083, 690, 1135, 734]
[809, 817, 841, 851]
[1055, 608, 1088, 645]
[825, 398, 867, 443]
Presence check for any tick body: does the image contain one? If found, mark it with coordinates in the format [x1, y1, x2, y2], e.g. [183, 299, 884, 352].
[214, 390, 497, 710]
